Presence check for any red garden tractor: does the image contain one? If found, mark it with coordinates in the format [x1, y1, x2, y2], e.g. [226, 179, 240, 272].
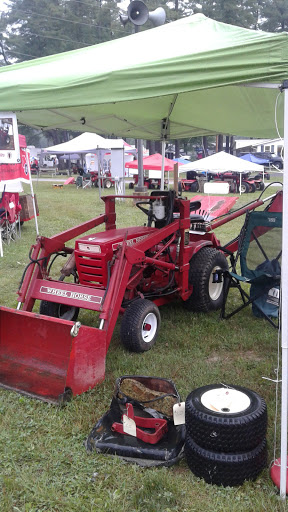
[0, 189, 282, 403]
[209, 171, 265, 193]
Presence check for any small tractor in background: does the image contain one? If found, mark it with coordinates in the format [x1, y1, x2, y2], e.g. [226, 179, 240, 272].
[0, 188, 282, 403]
[208, 171, 265, 193]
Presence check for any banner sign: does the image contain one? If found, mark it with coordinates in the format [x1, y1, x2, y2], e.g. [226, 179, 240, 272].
[0, 112, 20, 164]
[0, 147, 30, 183]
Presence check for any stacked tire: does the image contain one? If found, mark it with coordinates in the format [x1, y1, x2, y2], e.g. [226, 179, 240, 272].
[184, 384, 268, 487]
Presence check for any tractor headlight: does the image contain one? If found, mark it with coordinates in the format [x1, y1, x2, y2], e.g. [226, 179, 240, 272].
[78, 243, 101, 254]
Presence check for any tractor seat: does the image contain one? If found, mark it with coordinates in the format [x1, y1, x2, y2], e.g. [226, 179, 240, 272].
[190, 214, 205, 222]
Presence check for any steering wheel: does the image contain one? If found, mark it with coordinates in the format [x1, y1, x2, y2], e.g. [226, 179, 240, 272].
[136, 200, 154, 226]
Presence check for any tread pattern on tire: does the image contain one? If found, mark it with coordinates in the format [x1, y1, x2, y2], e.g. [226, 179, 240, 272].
[185, 384, 267, 452]
[120, 299, 160, 353]
[183, 247, 228, 313]
[184, 436, 267, 487]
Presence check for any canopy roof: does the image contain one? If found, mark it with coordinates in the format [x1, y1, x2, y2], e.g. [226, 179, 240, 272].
[44, 132, 126, 154]
[125, 153, 180, 171]
[59, 153, 80, 160]
[0, 14, 288, 140]
[179, 151, 264, 173]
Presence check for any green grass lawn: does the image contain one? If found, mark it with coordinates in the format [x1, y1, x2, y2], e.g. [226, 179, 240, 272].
[0, 180, 286, 512]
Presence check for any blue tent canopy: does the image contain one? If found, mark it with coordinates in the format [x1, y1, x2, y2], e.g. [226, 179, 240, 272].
[240, 153, 269, 165]
[173, 158, 192, 165]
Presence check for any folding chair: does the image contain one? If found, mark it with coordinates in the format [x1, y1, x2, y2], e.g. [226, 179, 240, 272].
[0, 192, 21, 244]
[221, 210, 282, 328]
[82, 173, 92, 189]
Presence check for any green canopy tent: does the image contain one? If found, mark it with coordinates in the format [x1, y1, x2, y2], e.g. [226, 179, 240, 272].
[1, 13, 288, 497]
[0, 14, 287, 140]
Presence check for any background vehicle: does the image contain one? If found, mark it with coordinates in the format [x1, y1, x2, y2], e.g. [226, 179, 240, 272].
[252, 152, 283, 170]
[209, 171, 265, 193]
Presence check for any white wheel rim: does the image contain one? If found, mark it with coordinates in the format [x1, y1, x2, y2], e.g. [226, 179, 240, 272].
[106, 181, 111, 188]
[201, 388, 251, 414]
[209, 265, 223, 301]
[141, 312, 158, 344]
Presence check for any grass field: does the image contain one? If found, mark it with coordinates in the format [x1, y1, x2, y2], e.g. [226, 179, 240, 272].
[0, 180, 287, 512]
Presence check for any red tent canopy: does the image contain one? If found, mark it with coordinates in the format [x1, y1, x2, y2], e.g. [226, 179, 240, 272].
[125, 153, 181, 171]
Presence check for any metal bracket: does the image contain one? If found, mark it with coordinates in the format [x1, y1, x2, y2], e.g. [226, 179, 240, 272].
[111, 403, 168, 444]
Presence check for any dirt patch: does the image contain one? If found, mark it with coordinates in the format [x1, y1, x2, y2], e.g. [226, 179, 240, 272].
[206, 350, 262, 363]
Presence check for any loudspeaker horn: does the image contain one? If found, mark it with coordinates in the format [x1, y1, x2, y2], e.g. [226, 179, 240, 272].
[127, 1, 149, 26]
[148, 7, 166, 26]
[120, 14, 129, 27]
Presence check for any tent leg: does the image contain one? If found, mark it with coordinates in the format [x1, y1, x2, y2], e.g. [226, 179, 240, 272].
[280, 85, 288, 500]
[161, 140, 165, 190]
[26, 149, 39, 236]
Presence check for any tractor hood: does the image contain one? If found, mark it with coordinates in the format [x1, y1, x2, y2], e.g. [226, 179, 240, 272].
[75, 226, 156, 255]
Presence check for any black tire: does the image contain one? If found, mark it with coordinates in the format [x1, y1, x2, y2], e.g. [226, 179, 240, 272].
[39, 300, 79, 321]
[128, 182, 134, 189]
[239, 182, 250, 194]
[184, 436, 267, 487]
[185, 384, 267, 453]
[259, 182, 265, 191]
[120, 299, 161, 353]
[265, 173, 271, 180]
[183, 247, 228, 312]
[273, 162, 282, 170]
[104, 179, 112, 189]
[190, 181, 199, 192]
[248, 183, 256, 193]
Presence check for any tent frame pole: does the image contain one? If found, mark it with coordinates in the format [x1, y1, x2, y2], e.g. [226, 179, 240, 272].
[26, 149, 39, 236]
[280, 85, 288, 500]
[161, 140, 165, 190]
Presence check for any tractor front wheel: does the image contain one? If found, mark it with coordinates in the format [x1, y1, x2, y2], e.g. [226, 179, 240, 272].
[104, 179, 112, 189]
[39, 300, 79, 321]
[184, 247, 228, 312]
[120, 299, 161, 352]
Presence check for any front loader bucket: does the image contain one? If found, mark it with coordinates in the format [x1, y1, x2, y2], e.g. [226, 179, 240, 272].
[0, 306, 106, 403]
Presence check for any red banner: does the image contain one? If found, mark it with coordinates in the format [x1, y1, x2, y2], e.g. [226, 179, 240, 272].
[0, 148, 30, 183]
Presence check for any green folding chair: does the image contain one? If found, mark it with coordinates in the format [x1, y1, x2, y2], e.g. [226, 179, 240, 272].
[221, 210, 282, 328]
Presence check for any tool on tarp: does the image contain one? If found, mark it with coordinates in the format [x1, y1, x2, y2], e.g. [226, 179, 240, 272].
[111, 403, 168, 444]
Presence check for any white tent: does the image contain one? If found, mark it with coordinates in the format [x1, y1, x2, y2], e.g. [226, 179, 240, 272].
[44, 132, 126, 154]
[179, 151, 264, 173]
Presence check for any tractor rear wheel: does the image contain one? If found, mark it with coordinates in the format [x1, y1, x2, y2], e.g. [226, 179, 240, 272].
[248, 183, 256, 193]
[190, 181, 199, 192]
[120, 299, 161, 352]
[39, 300, 79, 321]
[183, 247, 228, 312]
[239, 182, 250, 193]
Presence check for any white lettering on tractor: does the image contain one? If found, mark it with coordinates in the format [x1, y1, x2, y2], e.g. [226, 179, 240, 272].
[112, 234, 150, 252]
[40, 286, 102, 304]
